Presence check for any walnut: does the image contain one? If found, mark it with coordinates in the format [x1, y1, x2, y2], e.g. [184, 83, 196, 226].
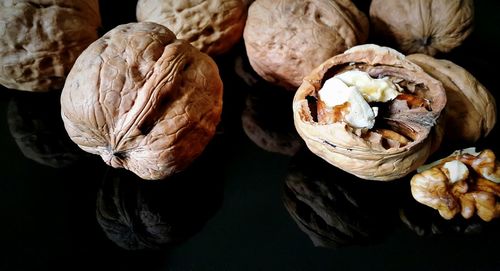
[7, 92, 84, 168]
[0, 0, 101, 91]
[61, 22, 223, 180]
[407, 54, 496, 143]
[136, 0, 247, 56]
[293, 44, 446, 181]
[369, 0, 474, 56]
[242, 87, 302, 156]
[243, 0, 369, 90]
[411, 148, 500, 221]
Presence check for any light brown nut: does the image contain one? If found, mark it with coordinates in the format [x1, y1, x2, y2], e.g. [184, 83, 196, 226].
[411, 148, 500, 221]
[407, 54, 496, 142]
[243, 0, 369, 90]
[293, 44, 446, 181]
[369, 0, 474, 56]
[61, 22, 223, 180]
[0, 0, 101, 91]
[136, 0, 247, 56]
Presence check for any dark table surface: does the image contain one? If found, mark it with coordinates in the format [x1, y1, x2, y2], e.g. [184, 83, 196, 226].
[1, 1, 500, 270]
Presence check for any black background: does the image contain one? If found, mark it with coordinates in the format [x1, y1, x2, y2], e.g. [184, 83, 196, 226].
[1, 1, 500, 270]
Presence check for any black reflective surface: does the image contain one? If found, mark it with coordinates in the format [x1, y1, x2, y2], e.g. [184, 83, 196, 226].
[1, 1, 500, 270]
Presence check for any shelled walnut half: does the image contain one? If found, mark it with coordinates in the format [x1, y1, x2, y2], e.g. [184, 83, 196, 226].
[293, 44, 446, 181]
[411, 148, 500, 221]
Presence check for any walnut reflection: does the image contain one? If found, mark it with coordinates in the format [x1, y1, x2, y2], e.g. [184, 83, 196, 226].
[242, 85, 302, 156]
[7, 92, 84, 168]
[96, 143, 223, 250]
[283, 148, 401, 248]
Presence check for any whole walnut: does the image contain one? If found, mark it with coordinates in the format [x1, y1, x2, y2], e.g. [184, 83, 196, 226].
[407, 54, 496, 143]
[369, 0, 474, 56]
[293, 44, 446, 181]
[244, 0, 369, 90]
[0, 0, 101, 91]
[136, 0, 247, 56]
[61, 22, 223, 180]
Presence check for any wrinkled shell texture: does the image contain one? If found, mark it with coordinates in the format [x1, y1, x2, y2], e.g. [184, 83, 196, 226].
[408, 54, 496, 142]
[136, 0, 247, 56]
[0, 0, 101, 91]
[244, 0, 369, 90]
[293, 44, 446, 181]
[370, 0, 474, 56]
[61, 22, 223, 180]
[411, 149, 500, 221]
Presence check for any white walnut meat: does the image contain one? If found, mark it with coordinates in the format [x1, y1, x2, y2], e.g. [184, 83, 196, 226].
[411, 148, 500, 221]
[136, 0, 247, 56]
[407, 54, 496, 142]
[369, 0, 474, 56]
[293, 44, 447, 181]
[61, 22, 223, 180]
[0, 0, 101, 91]
[243, 0, 369, 90]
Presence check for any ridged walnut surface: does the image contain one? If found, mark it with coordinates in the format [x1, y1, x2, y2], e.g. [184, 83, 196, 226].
[61, 22, 223, 180]
[0, 0, 101, 91]
[293, 44, 446, 181]
[407, 54, 496, 142]
[136, 0, 247, 56]
[243, 0, 368, 90]
[370, 0, 474, 56]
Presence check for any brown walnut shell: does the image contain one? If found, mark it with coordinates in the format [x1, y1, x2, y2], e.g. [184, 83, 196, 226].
[243, 0, 369, 90]
[61, 22, 223, 180]
[407, 54, 496, 143]
[0, 0, 101, 91]
[136, 0, 247, 56]
[369, 0, 474, 56]
[292, 44, 447, 181]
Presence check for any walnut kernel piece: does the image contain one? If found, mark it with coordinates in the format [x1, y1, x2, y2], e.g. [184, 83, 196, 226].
[370, 0, 474, 56]
[293, 44, 446, 181]
[411, 148, 500, 221]
[136, 0, 247, 56]
[61, 22, 223, 180]
[244, 0, 368, 90]
[0, 0, 101, 91]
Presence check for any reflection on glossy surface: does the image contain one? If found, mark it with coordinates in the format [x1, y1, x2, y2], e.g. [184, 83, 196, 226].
[7, 91, 84, 168]
[96, 139, 224, 250]
[399, 197, 499, 237]
[242, 85, 302, 156]
[283, 148, 402, 248]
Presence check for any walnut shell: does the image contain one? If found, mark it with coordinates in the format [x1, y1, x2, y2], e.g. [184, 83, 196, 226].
[407, 54, 496, 142]
[243, 0, 369, 90]
[293, 44, 447, 181]
[136, 0, 247, 56]
[0, 0, 101, 91]
[61, 22, 223, 180]
[369, 0, 474, 56]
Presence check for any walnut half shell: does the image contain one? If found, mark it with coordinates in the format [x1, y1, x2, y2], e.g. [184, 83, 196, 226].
[61, 22, 223, 180]
[293, 44, 446, 181]
[411, 148, 500, 221]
